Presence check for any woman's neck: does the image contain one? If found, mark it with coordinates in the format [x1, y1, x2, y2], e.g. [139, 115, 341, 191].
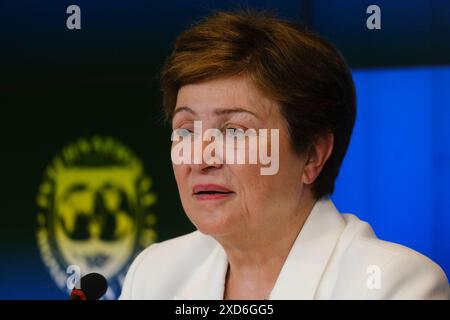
[218, 194, 316, 299]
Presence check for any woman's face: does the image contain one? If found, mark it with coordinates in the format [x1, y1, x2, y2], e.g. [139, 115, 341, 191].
[171, 76, 309, 238]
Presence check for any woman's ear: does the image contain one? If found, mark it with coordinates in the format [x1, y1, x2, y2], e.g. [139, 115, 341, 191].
[302, 133, 334, 185]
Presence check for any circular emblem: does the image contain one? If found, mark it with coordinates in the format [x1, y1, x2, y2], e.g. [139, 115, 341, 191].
[36, 136, 157, 299]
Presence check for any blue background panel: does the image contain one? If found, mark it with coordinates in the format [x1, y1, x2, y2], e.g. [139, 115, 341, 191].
[332, 67, 450, 276]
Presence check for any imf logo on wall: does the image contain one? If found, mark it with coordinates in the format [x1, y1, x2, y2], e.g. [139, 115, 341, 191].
[36, 136, 157, 299]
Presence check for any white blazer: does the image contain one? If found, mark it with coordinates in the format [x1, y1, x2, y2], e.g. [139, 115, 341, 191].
[120, 197, 450, 300]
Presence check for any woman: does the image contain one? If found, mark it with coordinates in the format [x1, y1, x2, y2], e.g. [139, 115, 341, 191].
[120, 10, 449, 299]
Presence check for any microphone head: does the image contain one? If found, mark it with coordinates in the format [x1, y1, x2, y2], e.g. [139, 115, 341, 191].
[72, 273, 108, 300]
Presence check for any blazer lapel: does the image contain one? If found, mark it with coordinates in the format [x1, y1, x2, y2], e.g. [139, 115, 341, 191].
[269, 197, 345, 299]
[174, 197, 345, 300]
[174, 241, 228, 300]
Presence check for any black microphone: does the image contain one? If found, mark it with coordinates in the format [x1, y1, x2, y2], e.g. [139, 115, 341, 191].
[70, 273, 108, 300]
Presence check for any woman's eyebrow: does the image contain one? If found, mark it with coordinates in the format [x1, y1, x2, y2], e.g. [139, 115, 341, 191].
[172, 106, 260, 120]
[214, 107, 260, 120]
[172, 106, 196, 118]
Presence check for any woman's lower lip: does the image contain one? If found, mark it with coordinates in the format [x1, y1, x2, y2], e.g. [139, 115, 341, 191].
[194, 193, 233, 200]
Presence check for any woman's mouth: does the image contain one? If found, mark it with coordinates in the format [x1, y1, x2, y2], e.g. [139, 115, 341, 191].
[192, 184, 234, 200]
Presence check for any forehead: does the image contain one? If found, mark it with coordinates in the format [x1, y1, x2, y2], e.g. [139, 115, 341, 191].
[175, 76, 277, 117]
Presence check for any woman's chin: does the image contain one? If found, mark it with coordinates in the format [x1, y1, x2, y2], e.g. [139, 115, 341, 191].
[190, 213, 237, 237]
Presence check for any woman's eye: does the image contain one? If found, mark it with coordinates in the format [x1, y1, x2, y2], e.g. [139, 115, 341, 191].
[172, 128, 194, 137]
[225, 127, 245, 137]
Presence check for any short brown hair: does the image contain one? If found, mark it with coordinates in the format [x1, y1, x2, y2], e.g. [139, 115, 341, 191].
[160, 9, 356, 199]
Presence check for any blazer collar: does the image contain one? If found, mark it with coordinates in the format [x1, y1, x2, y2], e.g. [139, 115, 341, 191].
[269, 197, 345, 299]
[174, 197, 345, 300]
[174, 241, 228, 300]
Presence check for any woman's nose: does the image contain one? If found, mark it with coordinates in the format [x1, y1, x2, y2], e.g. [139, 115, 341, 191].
[192, 136, 224, 173]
